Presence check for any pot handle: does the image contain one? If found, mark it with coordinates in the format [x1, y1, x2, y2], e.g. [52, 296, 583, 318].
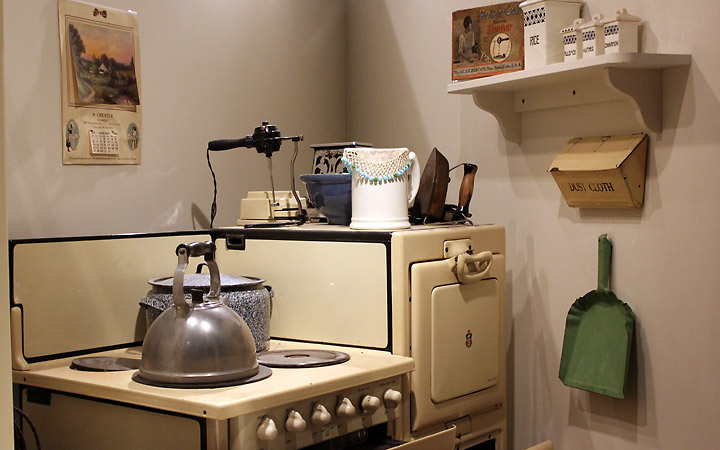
[173, 241, 221, 307]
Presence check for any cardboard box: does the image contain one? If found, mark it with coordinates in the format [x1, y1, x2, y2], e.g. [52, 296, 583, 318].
[452, 2, 524, 81]
[548, 133, 648, 208]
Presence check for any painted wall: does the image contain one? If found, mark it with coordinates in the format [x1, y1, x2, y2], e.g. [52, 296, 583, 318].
[4, 0, 720, 449]
[1, 0, 346, 447]
[3, 0, 347, 239]
[347, 1, 720, 449]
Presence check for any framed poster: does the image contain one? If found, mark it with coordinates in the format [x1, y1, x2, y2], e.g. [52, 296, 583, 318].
[59, 0, 142, 164]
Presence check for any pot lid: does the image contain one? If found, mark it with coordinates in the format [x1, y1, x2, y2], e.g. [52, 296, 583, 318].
[148, 272, 265, 289]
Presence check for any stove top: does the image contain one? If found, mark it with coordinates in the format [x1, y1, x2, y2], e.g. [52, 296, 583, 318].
[13, 340, 413, 421]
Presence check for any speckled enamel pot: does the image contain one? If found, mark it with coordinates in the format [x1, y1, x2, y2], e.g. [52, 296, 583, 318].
[140, 269, 272, 352]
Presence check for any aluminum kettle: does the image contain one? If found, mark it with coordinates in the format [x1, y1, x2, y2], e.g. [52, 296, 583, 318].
[137, 241, 259, 385]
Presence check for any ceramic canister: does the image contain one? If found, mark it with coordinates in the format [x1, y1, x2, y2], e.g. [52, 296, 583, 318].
[342, 148, 420, 230]
[579, 14, 605, 57]
[562, 18, 584, 62]
[520, 0, 583, 68]
[603, 9, 640, 54]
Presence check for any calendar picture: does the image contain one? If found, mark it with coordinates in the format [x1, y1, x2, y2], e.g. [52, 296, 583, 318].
[67, 17, 139, 107]
[59, 0, 142, 165]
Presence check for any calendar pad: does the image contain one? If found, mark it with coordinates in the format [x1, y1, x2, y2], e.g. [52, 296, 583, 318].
[89, 129, 120, 155]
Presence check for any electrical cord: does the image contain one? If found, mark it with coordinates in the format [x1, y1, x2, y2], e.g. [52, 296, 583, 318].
[13, 406, 41, 450]
[207, 146, 218, 228]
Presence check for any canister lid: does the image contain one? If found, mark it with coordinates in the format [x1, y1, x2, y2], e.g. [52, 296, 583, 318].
[603, 8, 640, 24]
[561, 18, 584, 33]
[148, 273, 265, 291]
[520, 0, 582, 10]
[578, 14, 604, 30]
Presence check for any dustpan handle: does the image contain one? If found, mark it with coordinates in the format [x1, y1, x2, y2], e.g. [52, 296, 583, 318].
[598, 234, 612, 292]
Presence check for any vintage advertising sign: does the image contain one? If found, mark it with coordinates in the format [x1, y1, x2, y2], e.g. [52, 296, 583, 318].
[59, 0, 142, 165]
[452, 2, 524, 81]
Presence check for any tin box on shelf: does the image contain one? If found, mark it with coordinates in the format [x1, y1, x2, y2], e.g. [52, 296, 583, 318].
[603, 9, 641, 54]
[520, 0, 583, 68]
[452, 2, 524, 81]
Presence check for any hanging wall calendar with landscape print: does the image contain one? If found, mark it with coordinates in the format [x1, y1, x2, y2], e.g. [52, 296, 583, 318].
[59, 0, 142, 164]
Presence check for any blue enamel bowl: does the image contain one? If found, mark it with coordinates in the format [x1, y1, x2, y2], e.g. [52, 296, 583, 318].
[300, 174, 352, 225]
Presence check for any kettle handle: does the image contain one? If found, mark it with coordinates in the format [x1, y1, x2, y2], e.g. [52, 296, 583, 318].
[173, 241, 221, 307]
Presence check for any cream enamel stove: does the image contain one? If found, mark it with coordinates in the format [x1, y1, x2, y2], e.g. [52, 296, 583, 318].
[10, 232, 454, 450]
[10, 222, 505, 450]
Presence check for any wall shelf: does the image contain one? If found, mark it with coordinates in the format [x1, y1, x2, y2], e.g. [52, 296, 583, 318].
[447, 52, 691, 143]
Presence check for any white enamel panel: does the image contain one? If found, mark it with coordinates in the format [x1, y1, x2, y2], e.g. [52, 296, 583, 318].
[13, 234, 210, 359]
[215, 238, 388, 348]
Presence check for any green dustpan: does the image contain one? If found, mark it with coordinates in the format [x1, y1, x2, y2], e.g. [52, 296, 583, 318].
[559, 234, 635, 399]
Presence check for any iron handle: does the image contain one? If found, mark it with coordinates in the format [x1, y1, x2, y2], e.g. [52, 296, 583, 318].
[457, 164, 478, 216]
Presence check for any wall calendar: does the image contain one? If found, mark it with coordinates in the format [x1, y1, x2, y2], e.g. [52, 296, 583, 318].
[59, 0, 142, 165]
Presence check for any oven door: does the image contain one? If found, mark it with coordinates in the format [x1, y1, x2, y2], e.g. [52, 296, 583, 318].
[410, 250, 505, 432]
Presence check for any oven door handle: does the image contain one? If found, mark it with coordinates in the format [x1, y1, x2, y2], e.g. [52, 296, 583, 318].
[454, 250, 493, 284]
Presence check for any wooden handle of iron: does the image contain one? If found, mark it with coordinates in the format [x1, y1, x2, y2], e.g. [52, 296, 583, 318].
[457, 164, 478, 215]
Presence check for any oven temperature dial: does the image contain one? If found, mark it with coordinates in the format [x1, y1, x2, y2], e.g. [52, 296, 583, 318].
[383, 389, 402, 409]
[361, 395, 381, 414]
[311, 404, 332, 425]
[256, 416, 278, 441]
[285, 409, 307, 433]
[336, 397, 356, 417]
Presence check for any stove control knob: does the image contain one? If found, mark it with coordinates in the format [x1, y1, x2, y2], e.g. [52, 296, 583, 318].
[361, 395, 381, 415]
[285, 410, 307, 433]
[256, 416, 278, 441]
[383, 389, 402, 410]
[311, 404, 332, 425]
[336, 397, 356, 418]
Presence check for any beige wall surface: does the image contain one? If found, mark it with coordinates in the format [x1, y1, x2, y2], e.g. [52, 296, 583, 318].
[347, 0, 720, 449]
[1, 0, 13, 447]
[3, 0, 347, 239]
[4, 0, 720, 449]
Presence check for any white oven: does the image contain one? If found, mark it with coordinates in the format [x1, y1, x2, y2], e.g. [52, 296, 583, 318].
[10, 222, 505, 450]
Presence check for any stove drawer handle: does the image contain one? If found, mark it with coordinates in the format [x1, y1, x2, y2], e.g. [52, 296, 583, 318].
[455, 251, 492, 284]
